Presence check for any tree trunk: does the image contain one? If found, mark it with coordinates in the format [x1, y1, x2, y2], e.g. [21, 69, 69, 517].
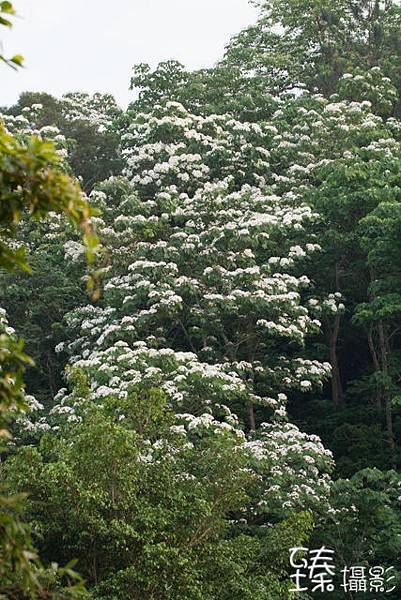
[92, 553, 98, 586]
[367, 323, 382, 411]
[377, 319, 397, 469]
[329, 313, 344, 407]
[328, 261, 344, 407]
[247, 400, 256, 432]
[46, 351, 57, 398]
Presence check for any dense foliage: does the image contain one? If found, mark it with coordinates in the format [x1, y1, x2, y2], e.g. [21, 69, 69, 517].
[2, 0, 401, 598]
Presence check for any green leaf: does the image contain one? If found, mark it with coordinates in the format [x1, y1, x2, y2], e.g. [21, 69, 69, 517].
[0, 1, 15, 14]
[10, 54, 23, 67]
[0, 15, 12, 26]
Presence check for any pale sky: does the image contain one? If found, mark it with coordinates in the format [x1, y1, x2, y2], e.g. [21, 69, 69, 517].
[1, 0, 258, 108]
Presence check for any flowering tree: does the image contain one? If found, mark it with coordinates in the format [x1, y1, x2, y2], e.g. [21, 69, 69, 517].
[2, 91, 123, 191]
[51, 103, 335, 539]
[130, 60, 278, 121]
[2, 0, 401, 596]
[121, 101, 274, 196]
[6, 389, 319, 599]
[224, 0, 401, 102]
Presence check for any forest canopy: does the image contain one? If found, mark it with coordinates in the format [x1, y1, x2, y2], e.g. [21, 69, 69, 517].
[1, 1, 401, 598]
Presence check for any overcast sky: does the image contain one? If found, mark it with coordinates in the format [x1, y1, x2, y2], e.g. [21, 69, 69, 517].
[1, 0, 258, 108]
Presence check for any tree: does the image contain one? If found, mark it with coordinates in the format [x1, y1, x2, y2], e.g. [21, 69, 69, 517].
[224, 0, 401, 107]
[353, 201, 401, 468]
[3, 91, 124, 192]
[0, 99, 105, 408]
[129, 61, 278, 122]
[314, 468, 401, 599]
[0, 3, 97, 596]
[47, 102, 335, 557]
[5, 389, 317, 600]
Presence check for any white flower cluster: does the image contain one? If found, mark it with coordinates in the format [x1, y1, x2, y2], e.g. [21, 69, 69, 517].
[52, 100, 343, 515]
[63, 341, 247, 410]
[61, 92, 121, 132]
[0, 105, 68, 158]
[63, 240, 86, 262]
[243, 422, 333, 515]
[0, 306, 15, 337]
[122, 102, 273, 196]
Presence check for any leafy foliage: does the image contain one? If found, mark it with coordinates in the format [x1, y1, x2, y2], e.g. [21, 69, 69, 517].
[0, 4, 96, 596]
[2, 0, 401, 598]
